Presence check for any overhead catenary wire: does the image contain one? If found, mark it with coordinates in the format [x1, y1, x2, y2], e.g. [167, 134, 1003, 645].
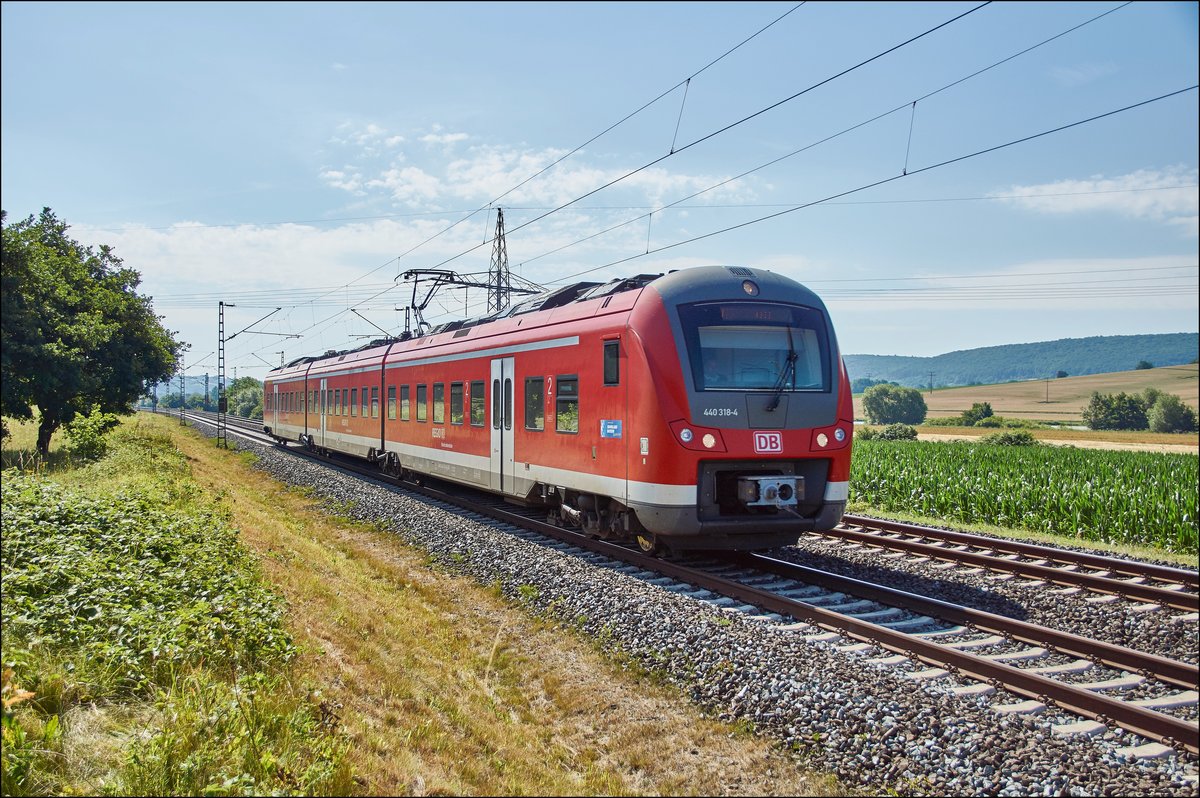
[516, 1, 1142, 274]
[545, 85, 1199, 285]
[416, 2, 995, 278]
[229, 2, 990, 362]
[219, 3, 817, 361]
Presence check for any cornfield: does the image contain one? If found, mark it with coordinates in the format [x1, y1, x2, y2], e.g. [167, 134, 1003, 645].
[849, 440, 1199, 553]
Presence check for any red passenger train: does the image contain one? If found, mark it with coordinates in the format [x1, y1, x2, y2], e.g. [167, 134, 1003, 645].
[263, 266, 853, 553]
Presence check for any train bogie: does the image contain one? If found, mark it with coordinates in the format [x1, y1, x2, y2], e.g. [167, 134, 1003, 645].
[263, 266, 853, 553]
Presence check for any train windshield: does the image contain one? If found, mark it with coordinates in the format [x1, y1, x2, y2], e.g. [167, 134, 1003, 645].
[678, 302, 830, 392]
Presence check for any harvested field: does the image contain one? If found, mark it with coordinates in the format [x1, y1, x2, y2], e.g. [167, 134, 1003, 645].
[853, 363, 1198, 422]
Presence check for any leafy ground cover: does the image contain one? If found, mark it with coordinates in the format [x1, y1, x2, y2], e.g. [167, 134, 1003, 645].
[1, 421, 352, 796]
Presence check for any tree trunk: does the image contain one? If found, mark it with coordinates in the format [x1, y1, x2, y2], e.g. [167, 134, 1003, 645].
[36, 417, 60, 456]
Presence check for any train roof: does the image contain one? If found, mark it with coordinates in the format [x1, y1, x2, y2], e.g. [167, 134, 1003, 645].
[266, 267, 824, 379]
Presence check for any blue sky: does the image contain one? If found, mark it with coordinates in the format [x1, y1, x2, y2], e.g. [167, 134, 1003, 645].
[3, 1, 1197, 381]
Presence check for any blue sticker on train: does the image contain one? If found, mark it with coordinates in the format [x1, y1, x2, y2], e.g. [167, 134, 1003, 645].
[600, 419, 622, 438]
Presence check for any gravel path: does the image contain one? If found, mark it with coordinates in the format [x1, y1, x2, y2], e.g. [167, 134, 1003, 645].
[215, 428, 1199, 796]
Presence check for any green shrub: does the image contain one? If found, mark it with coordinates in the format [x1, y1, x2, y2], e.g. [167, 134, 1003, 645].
[922, 416, 964, 427]
[979, 430, 1038, 446]
[973, 416, 1004, 428]
[876, 423, 918, 441]
[960, 402, 994, 426]
[1147, 394, 1198, 433]
[63, 405, 121, 460]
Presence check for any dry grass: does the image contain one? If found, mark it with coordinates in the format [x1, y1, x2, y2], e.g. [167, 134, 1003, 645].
[159, 415, 845, 796]
[913, 426, 1198, 454]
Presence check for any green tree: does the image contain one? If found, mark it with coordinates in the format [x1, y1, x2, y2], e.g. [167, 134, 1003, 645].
[861, 383, 927, 425]
[1147, 394, 1198, 433]
[1082, 391, 1149, 431]
[1, 208, 182, 453]
[226, 376, 264, 420]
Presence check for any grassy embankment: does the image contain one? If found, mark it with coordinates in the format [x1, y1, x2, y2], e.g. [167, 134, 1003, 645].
[1, 414, 841, 797]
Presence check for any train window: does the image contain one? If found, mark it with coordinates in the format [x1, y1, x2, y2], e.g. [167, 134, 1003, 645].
[492, 380, 500, 430]
[351, 388, 358, 417]
[433, 383, 445, 423]
[362, 386, 369, 417]
[556, 376, 579, 433]
[401, 385, 410, 420]
[678, 301, 830, 393]
[470, 380, 485, 426]
[371, 386, 379, 418]
[554, 376, 578, 432]
[417, 384, 427, 421]
[603, 341, 620, 385]
[450, 382, 464, 425]
[388, 385, 397, 420]
[504, 378, 513, 431]
[332, 389, 339, 415]
[524, 377, 544, 431]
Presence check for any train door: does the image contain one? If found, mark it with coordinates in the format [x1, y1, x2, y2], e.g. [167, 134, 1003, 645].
[489, 357, 515, 493]
[272, 384, 279, 431]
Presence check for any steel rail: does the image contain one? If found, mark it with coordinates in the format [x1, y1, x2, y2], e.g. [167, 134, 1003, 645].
[842, 513, 1200, 589]
[723, 553, 1199, 756]
[819, 524, 1198, 612]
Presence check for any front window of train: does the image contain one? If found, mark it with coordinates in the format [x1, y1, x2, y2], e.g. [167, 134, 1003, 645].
[679, 302, 830, 392]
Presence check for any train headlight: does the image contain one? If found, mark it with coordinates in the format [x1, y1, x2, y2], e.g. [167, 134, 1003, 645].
[742, 280, 759, 296]
[679, 428, 694, 443]
[834, 427, 846, 442]
[702, 433, 716, 449]
[816, 433, 829, 447]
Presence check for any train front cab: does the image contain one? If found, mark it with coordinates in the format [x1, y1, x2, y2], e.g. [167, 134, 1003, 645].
[625, 266, 854, 551]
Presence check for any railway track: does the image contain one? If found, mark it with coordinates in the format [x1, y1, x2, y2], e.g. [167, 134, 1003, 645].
[826, 514, 1199, 612]
[166, 409, 1200, 756]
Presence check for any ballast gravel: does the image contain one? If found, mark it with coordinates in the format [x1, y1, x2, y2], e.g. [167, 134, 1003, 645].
[216, 429, 1198, 796]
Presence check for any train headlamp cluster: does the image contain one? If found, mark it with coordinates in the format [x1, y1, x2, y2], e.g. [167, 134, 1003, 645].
[677, 427, 718, 449]
[811, 424, 851, 449]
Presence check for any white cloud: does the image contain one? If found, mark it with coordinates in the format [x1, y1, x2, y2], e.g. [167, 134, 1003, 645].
[990, 167, 1199, 236]
[420, 131, 469, 145]
[365, 165, 443, 204]
[319, 168, 365, 194]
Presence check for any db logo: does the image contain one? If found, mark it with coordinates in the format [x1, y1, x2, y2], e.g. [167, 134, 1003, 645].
[753, 431, 783, 453]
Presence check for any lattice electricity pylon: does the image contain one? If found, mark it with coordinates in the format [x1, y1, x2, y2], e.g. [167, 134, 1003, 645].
[487, 207, 511, 314]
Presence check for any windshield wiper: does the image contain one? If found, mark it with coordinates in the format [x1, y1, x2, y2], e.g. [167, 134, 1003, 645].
[767, 330, 797, 412]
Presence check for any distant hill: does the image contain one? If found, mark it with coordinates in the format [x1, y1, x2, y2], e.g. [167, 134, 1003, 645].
[845, 333, 1198, 390]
